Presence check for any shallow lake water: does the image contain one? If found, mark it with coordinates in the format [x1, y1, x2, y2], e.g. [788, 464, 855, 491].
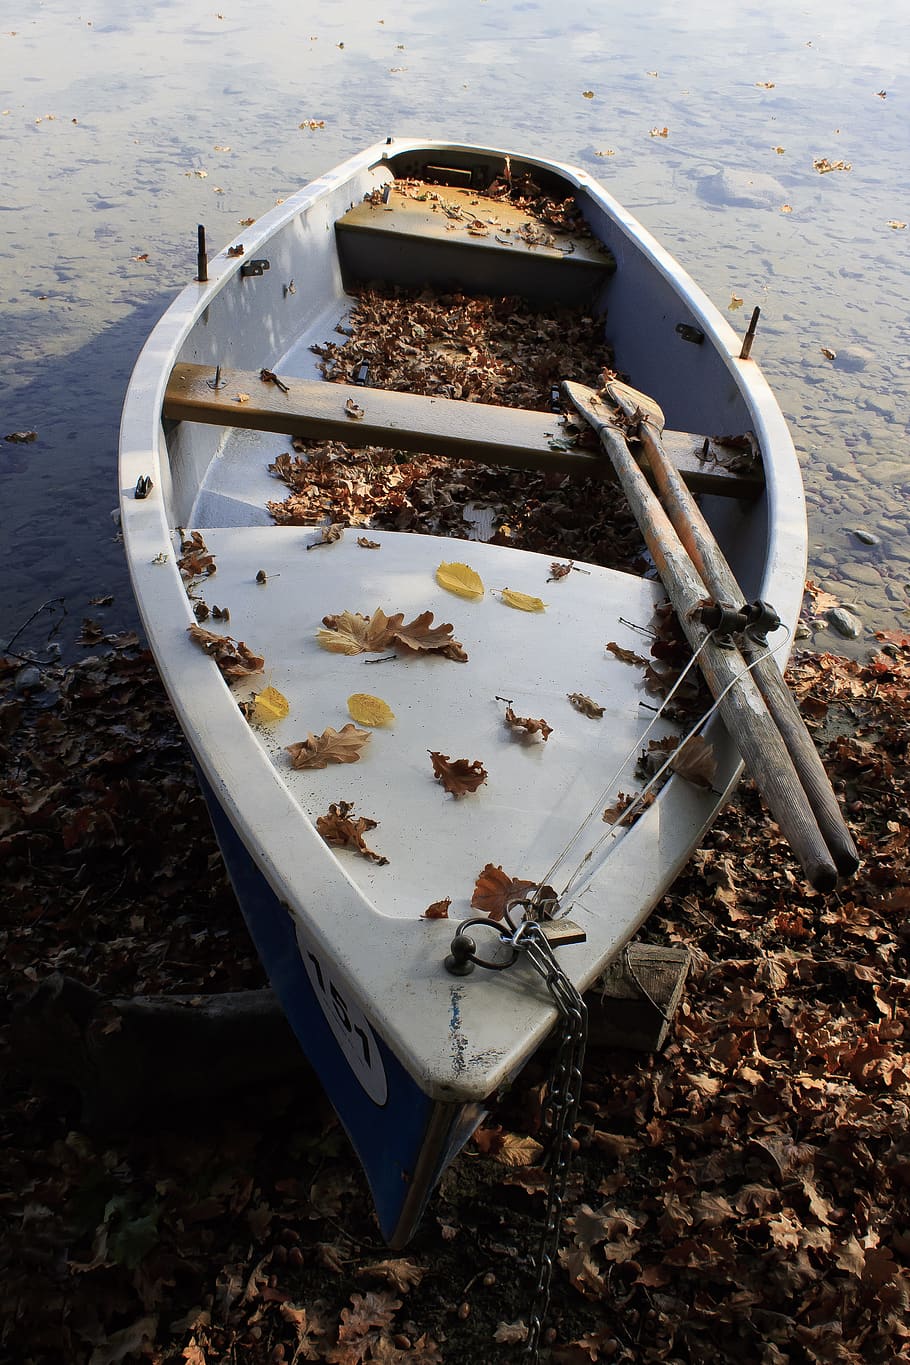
[2, 0, 908, 660]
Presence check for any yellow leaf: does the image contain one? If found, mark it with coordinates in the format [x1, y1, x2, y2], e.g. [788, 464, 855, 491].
[500, 589, 546, 613]
[347, 693, 395, 727]
[582, 90, 595, 99]
[729, 294, 744, 311]
[253, 685, 290, 723]
[436, 561, 484, 600]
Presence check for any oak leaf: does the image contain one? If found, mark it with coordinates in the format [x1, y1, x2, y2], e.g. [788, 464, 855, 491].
[503, 703, 552, 741]
[392, 611, 467, 660]
[568, 692, 605, 718]
[429, 751, 487, 797]
[187, 625, 264, 679]
[177, 530, 216, 579]
[606, 641, 648, 666]
[317, 609, 400, 654]
[470, 863, 535, 921]
[356, 1258, 425, 1293]
[286, 724, 371, 769]
[316, 801, 387, 864]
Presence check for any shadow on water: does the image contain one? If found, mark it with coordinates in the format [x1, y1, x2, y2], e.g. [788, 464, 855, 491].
[2, 293, 176, 660]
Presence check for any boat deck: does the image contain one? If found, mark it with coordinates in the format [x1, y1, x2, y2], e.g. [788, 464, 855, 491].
[186, 524, 675, 922]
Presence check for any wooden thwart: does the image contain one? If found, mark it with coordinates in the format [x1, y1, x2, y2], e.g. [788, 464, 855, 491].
[164, 363, 764, 497]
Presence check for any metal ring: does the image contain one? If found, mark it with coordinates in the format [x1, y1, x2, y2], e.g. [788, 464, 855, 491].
[453, 917, 520, 971]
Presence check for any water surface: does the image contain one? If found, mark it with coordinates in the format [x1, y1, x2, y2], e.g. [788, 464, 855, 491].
[2, 0, 907, 658]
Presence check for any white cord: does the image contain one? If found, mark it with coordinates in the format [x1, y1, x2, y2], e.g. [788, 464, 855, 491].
[556, 624, 793, 909]
[531, 629, 718, 904]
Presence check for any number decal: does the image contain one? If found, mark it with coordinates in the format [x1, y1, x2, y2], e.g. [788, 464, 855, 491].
[300, 939, 388, 1105]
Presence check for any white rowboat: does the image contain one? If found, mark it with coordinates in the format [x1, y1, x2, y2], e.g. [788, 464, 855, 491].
[119, 138, 810, 1245]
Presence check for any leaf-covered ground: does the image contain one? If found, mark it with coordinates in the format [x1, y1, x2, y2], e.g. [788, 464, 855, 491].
[1, 627, 907, 1365]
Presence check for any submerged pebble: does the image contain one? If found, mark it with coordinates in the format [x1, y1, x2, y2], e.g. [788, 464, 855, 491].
[827, 606, 863, 639]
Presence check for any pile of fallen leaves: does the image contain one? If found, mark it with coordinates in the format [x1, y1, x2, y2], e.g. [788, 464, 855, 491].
[1, 626, 907, 1363]
[267, 286, 647, 576]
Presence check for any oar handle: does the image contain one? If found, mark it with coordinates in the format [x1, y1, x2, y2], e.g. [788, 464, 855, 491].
[562, 382, 838, 893]
[624, 406, 858, 877]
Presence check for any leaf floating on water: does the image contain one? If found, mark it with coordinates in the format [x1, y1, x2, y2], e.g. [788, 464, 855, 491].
[436, 561, 484, 600]
[606, 640, 649, 667]
[286, 723, 371, 769]
[499, 589, 545, 613]
[252, 685, 290, 724]
[357, 536, 381, 549]
[820, 347, 837, 361]
[4, 430, 38, 443]
[344, 398, 365, 420]
[318, 609, 397, 654]
[780, 204, 793, 214]
[755, 81, 776, 89]
[471, 864, 546, 921]
[429, 751, 487, 797]
[813, 157, 852, 174]
[887, 220, 907, 230]
[729, 294, 744, 312]
[347, 693, 395, 726]
[421, 898, 451, 920]
[582, 90, 595, 99]
[670, 734, 717, 788]
[649, 126, 669, 138]
[568, 692, 605, 718]
[773, 145, 785, 154]
[187, 625, 264, 680]
[502, 702, 552, 742]
[316, 799, 387, 863]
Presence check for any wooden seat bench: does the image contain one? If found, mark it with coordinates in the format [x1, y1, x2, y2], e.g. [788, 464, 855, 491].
[164, 363, 764, 498]
[335, 183, 616, 307]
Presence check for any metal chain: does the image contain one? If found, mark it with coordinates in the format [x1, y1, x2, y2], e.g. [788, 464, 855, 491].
[511, 923, 588, 1364]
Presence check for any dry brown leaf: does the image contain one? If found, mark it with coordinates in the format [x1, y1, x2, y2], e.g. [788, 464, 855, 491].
[315, 801, 387, 864]
[490, 1133, 544, 1167]
[177, 530, 216, 580]
[603, 790, 654, 826]
[429, 751, 487, 797]
[285, 724, 371, 769]
[470, 864, 535, 921]
[344, 398, 364, 420]
[494, 1321, 528, 1344]
[606, 640, 649, 666]
[568, 692, 605, 718]
[421, 898, 451, 919]
[356, 1258, 425, 1293]
[306, 523, 344, 550]
[392, 612, 467, 661]
[4, 430, 37, 443]
[357, 536, 381, 549]
[669, 734, 718, 788]
[503, 703, 552, 741]
[187, 625, 264, 679]
[548, 561, 573, 581]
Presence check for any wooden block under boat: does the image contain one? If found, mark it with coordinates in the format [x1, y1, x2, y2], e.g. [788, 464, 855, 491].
[164, 363, 764, 498]
[335, 183, 616, 307]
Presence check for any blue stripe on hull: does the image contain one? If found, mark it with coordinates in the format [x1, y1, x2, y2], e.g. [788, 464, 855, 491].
[197, 771, 477, 1243]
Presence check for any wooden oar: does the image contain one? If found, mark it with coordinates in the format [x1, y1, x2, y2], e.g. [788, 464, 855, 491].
[562, 381, 839, 893]
[605, 379, 859, 878]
